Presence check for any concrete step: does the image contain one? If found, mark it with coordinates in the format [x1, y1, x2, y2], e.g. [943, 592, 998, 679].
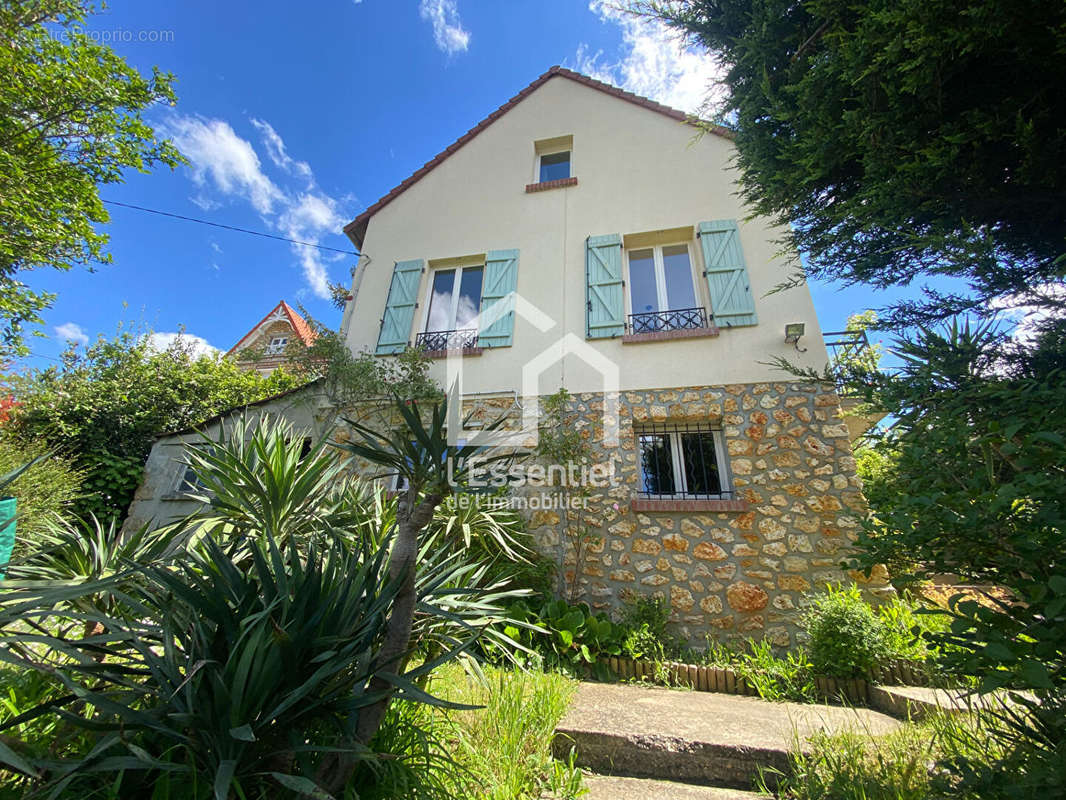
[553, 682, 901, 789]
[581, 774, 765, 799]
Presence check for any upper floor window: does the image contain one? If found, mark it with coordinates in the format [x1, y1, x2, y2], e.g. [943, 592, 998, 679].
[538, 150, 570, 182]
[626, 242, 703, 333]
[265, 335, 288, 355]
[528, 135, 575, 192]
[636, 422, 730, 500]
[424, 264, 483, 334]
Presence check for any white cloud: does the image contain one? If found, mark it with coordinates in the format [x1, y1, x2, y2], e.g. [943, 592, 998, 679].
[419, 0, 470, 55]
[575, 1, 726, 115]
[250, 118, 313, 181]
[165, 114, 351, 300]
[147, 332, 220, 359]
[279, 193, 345, 298]
[989, 282, 1066, 345]
[162, 116, 285, 214]
[54, 322, 88, 346]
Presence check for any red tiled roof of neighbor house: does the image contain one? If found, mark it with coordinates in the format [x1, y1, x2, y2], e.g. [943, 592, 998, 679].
[343, 65, 735, 248]
[226, 300, 317, 356]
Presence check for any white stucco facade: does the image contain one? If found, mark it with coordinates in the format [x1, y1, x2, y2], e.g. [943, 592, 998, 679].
[341, 72, 829, 394]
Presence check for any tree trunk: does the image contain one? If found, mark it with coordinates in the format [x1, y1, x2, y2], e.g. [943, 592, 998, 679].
[318, 485, 442, 794]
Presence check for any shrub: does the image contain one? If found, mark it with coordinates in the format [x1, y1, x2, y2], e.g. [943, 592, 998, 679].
[0, 435, 82, 556]
[804, 585, 889, 679]
[7, 327, 302, 522]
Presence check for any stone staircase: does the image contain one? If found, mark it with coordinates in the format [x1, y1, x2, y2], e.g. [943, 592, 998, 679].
[552, 682, 903, 798]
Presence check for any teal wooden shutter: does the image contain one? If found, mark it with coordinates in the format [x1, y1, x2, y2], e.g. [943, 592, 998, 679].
[698, 220, 757, 327]
[478, 249, 519, 348]
[586, 234, 624, 339]
[375, 258, 423, 354]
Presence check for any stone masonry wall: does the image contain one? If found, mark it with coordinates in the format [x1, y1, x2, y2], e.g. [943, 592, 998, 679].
[520, 382, 888, 649]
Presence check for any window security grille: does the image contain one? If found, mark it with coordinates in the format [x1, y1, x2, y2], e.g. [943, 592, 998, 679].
[635, 421, 731, 500]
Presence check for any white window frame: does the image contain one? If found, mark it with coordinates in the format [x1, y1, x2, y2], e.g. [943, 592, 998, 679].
[535, 148, 572, 183]
[624, 241, 700, 316]
[421, 264, 484, 333]
[636, 426, 731, 499]
[265, 335, 288, 355]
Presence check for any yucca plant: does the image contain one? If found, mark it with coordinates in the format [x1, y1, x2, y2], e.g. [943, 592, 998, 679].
[183, 415, 372, 546]
[0, 414, 527, 798]
[0, 529, 424, 798]
[323, 392, 518, 793]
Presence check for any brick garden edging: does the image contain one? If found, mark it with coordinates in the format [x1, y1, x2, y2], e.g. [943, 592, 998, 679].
[601, 656, 929, 706]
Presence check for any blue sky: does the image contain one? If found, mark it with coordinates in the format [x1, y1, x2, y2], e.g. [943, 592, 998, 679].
[27, 0, 916, 367]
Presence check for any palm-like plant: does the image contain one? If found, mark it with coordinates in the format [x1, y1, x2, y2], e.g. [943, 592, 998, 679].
[0, 413, 527, 798]
[322, 393, 517, 791]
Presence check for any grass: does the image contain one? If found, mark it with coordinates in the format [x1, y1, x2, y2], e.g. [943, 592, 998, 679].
[760, 711, 1002, 800]
[433, 663, 583, 800]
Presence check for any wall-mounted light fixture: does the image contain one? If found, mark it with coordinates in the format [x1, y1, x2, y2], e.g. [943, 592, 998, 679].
[785, 322, 807, 352]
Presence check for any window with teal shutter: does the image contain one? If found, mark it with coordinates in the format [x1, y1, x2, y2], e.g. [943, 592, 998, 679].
[478, 249, 519, 348]
[375, 258, 424, 354]
[586, 234, 624, 338]
[698, 220, 757, 328]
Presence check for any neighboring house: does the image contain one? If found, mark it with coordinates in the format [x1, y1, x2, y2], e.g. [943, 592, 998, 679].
[129, 67, 885, 647]
[227, 300, 316, 374]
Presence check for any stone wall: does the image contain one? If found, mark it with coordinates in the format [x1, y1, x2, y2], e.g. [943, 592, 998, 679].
[125, 379, 884, 648]
[519, 382, 888, 649]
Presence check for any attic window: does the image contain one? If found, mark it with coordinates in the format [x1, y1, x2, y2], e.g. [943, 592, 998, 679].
[538, 150, 570, 182]
[266, 336, 288, 355]
[528, 135, 576, 192]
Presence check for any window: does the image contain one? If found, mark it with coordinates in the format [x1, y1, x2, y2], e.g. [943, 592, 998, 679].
[178, 448, 213, 494]
[625, 243, 704, 332]
[419, 265, 484, 351]
[265, 335, 288, 355]
[179, 463, 204, 494]
[538, 150, 570, 182]
[636, 423, 730, 499]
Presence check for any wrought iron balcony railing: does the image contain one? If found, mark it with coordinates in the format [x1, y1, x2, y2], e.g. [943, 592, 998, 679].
[415, 328, 479, 352]
[627, 306, 709, 335]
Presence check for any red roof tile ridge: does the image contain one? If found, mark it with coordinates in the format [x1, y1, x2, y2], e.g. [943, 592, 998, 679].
[226, 300, 318, 356]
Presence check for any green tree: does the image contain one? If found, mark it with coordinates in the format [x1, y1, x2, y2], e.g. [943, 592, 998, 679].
[0, 1, 182, 357]
[847, 320, 1066, 792]
[639, 0, 1066, 325]
[5, 327, 301, 522]
[243, 312, 441, 410]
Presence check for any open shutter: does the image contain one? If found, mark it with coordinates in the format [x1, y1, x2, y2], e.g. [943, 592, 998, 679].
[698, 220, 757, 327]
[478, 249, 519, 348]
[375, 258, 423, 354]
[586, 234, 624, 339]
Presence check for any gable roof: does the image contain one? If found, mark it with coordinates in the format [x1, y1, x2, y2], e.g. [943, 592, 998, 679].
[226, 300, 317, 356]
[342, 65, 734, 248]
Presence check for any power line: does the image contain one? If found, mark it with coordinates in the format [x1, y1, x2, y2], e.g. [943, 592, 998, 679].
[102, 200, 361, 256]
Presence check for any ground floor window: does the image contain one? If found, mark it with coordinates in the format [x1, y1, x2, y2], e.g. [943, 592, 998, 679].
[636, 422, 730, 499]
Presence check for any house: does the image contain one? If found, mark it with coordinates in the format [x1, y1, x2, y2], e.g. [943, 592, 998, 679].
[226, 300, 317, 375]
[339, 66, 884, 645]
[127, 67, 884, 647]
